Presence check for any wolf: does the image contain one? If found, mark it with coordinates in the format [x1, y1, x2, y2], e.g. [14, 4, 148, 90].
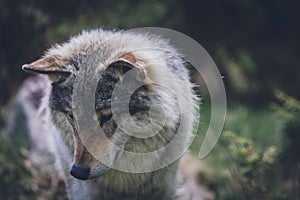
[22, 29, 199, 200]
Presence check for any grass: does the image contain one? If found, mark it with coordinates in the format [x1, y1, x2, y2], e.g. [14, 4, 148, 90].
[189, 103, 285, 199]
[190, 103, 283, 156]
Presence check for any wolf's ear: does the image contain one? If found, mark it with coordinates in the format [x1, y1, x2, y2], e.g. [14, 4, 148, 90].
[22, 57, 71, 79]
[109, 53, 147, 80]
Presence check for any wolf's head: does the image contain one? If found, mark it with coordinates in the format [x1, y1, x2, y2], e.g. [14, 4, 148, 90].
[22, 29, 196, 180]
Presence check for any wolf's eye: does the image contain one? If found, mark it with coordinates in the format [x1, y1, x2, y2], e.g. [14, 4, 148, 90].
[66, 111, 74, 120]
[99, 109, 113, 127]
[100, 113, 113, 126]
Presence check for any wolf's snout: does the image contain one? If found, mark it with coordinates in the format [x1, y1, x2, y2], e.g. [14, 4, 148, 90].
[70, 165, 90, 180]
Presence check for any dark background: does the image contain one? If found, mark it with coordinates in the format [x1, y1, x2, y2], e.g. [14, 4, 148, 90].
[0, 1, 299, 199]
[0, 0, 299, 107]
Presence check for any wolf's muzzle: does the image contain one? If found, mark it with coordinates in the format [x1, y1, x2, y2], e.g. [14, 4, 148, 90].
[70, 165, 91, 180]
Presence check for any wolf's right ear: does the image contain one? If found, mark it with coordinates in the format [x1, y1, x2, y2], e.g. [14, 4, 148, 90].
[22, 57, 71, 80]
[109, 53, 148, 81]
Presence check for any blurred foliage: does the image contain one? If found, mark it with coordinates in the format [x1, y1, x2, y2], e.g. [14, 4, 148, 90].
[184, 0, 300, 104]
[271, 91, 300, 198]
[0, 0, 299, 107]
[0, 106, 67, 200]
[0, 0, 184, 106]
[272, 90, 300, 123]
[223, 132, 278, 199]
[195, 130, 286, 200]
[192, 92, 300, 199]
[0, 133, 36, 200]
[196, 131, 282, 200]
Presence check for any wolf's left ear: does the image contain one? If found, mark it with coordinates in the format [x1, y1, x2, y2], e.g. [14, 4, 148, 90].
[22, 57, 71, 79]
[109, 53, 147, 80]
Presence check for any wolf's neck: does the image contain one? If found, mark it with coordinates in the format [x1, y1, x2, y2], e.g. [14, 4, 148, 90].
[87, 161, 179, 200]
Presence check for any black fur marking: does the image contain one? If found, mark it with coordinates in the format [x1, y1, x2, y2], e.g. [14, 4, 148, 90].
[49, 81, 73, 113]
[49, 68, 153, 136]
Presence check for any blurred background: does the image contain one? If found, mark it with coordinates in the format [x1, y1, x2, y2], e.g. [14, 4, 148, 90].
[0, 0, 299, 199]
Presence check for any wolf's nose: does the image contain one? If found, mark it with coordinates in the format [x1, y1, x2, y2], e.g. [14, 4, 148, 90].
[70, 165, 90, 180]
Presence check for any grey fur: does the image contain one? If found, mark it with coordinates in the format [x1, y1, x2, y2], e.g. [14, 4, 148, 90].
[22, 29, 199, 200]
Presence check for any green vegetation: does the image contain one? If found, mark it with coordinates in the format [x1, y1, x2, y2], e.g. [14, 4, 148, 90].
[0, 133, 36, 200]
[191, 91, 300, 199]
